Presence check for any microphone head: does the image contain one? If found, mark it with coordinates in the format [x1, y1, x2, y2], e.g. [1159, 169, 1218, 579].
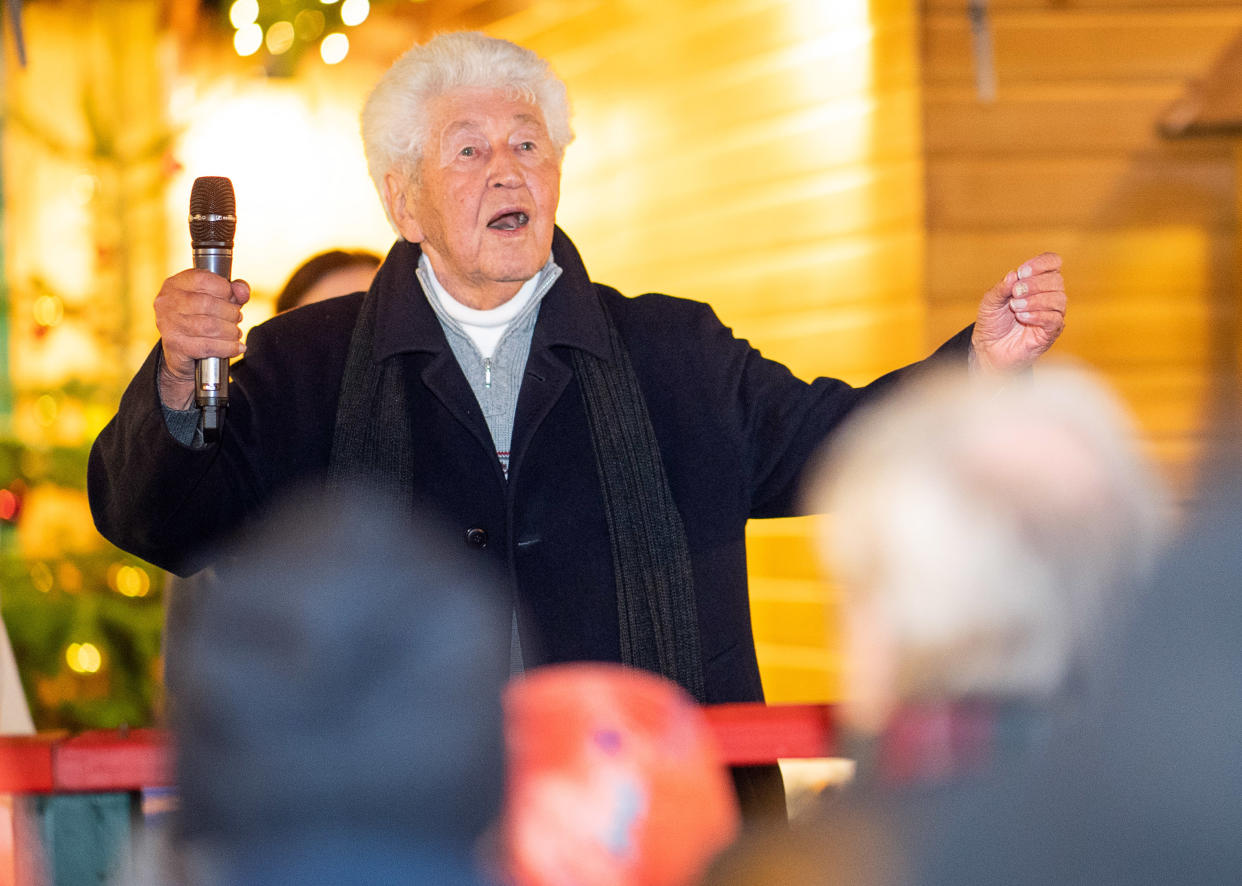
[189, 176, 237, 248]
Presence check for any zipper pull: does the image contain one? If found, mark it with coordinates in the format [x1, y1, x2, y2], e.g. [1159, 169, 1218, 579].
[484, 357, 492, 389]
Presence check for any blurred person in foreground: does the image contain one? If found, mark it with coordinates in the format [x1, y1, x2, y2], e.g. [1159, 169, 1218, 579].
[813, 361, 1168, 779]
[88, 31, 1067, 823]
[702, 362, 1169, 885]
[120, 485, 511, 885]
[494, 663, 739, 886]
[916, 407, 1242, 885]
[161, 246, 380, 714]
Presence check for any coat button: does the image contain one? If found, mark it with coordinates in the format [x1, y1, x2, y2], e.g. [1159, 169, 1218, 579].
[465, 527, 488, 549]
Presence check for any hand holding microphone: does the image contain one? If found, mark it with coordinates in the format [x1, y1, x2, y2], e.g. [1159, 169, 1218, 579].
[153, 177, 248, 440]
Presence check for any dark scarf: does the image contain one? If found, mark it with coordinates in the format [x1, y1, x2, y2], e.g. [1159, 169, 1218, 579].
[327, 262, 706, 702]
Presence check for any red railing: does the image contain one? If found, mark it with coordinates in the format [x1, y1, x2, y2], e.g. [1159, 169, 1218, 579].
[0, 703, 835, 794]
[0, 704, 837, 886]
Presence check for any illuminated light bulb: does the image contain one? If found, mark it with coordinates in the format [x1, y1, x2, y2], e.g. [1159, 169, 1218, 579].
[229, 0, 259, 28]
[320, 0, 340, 5]
[0, 489, 17, 521]
[115, 565, 152, 598]
[320, 32, 349, 64]
[66, 642, 103, 675]
[235, 23, 263, 57]
[266, 20, 296, 55]
[33, 294, 64, 328]
[35, 394, 59, 427]
[294, 9, 325, 41]
[341, 0, 369, 26]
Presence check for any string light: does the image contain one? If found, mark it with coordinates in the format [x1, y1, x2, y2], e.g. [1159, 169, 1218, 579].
[0, 489, 18, 521]
[235, 23, 263, 56]
[266, 20, 296, 55]
[110, 564, 152, 598]
[229, 0, 366, 71]
[294, 9, 325, 40]
[320, 32, 349, 65]
[66, 642, 103, 675]
[230, 0, 259, 28]
[33, 294, 64, 328]
[340, 0, 369, 27]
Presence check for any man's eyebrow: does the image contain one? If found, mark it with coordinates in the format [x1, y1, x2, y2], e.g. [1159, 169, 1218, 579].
[440, 114, 544, 139]
[442, 119, 484, 139]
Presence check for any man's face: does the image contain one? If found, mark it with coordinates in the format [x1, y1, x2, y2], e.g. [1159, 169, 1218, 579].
[390, 87, 562, 309]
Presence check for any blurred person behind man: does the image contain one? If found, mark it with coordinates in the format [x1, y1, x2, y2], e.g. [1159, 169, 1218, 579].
[495, 663, 739, 886]
[120, 484, 512, 886]
[273, 249, 381, 314]
[702, 361, 1169, 886]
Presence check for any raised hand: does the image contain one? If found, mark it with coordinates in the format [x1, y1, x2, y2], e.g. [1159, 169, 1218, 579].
[971, 252, 1066, 373]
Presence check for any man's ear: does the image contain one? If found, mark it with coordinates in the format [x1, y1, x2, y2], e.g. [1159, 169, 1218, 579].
[384, 170, 424, 243]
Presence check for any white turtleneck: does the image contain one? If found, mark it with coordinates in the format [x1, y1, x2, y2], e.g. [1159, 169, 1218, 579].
[418, 255, 546, 359]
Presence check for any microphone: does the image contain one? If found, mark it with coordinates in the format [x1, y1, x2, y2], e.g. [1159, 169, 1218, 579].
[188, 176, 237, 442]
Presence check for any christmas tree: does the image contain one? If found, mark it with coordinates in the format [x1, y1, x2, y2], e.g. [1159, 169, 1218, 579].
[1, 0, 174, 731]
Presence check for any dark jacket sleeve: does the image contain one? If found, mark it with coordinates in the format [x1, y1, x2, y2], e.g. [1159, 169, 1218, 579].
[87, 297, 359, 575]
[87, 344, 256, 575]
[612, 290, 974, 524]
[737, 322, 975, 518]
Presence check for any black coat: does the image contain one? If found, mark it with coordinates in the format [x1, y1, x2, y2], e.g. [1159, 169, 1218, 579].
[89, 229, 971, 706]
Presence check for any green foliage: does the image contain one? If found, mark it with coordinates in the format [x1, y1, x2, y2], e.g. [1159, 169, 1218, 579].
[0, 548, 165, 730]
[0, 424, 165, 731]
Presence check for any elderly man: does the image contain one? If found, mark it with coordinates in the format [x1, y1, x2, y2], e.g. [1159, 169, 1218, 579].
[88, 32, 1066, 821]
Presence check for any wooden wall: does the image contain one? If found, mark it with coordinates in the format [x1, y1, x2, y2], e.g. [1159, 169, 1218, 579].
[487, 0, 928, 702]
[922, 0, 1242, 502]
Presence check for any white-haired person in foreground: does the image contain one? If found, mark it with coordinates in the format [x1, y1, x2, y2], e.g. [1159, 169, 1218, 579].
[89, 30, 1068, 826]
[701, 362, 1169, 886]
[814, 361, 1169, 764]
[809, 360, 1167, 780]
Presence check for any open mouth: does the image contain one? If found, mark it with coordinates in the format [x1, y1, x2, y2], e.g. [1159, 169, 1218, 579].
[487, 210, 529, 231]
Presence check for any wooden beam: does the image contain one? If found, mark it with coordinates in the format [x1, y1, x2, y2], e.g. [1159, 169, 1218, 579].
[1161, 32, 1242, 136]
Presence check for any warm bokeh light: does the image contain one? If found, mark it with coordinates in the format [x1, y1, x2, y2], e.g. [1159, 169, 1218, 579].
[294, 9, 325, 40]
[340, 0, 369, 27]
[0, 490, 18, 521]
[229, 0, 258, 29]
[320, 31, 349, 65]
[234, 22, 262, 57]
[112, 564, 152, 598]
[66, 642, 103, 675]
[266, 20, 296, 55]
[32, 294, 64, 328]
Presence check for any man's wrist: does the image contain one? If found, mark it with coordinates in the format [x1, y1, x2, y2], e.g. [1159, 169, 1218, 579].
[157, 353, 196, 410]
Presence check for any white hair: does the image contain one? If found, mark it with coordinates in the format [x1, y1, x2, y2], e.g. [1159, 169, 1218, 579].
[808, 361, 1169, 706]
[360, 31, 574, 229]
